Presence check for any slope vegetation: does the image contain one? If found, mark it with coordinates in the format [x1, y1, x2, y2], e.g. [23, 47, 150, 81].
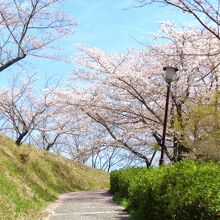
[0, 135, 109, 219]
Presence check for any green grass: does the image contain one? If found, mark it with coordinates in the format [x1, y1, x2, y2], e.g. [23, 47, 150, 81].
[0, 135, 109, 219]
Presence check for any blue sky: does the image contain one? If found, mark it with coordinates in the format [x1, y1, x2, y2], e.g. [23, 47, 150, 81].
[64, 0, 193, 52]
[0, 0, 195, 86]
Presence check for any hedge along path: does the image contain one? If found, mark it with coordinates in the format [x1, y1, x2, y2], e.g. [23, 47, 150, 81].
[46, 190, 130, 220]
[110, 161, 220, 220]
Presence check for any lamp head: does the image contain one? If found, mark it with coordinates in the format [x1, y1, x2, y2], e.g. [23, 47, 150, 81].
[163, 66, 178, 83]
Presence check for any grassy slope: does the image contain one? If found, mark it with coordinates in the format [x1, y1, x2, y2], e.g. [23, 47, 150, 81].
[0, 135, 109, 220]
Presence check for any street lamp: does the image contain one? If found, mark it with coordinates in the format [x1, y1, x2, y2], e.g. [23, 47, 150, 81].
[159, 66, 178, 166]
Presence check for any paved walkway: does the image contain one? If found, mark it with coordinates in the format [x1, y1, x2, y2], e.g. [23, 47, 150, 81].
[47, 190, 130, 220]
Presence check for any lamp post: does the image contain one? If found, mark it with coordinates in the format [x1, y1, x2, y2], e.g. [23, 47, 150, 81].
[159, 66, 178, 166]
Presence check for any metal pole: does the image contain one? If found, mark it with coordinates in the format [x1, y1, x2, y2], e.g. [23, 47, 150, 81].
[159, 83, 171, 166]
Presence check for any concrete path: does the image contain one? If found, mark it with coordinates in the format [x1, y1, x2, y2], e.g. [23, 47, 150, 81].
[47, 190, 130, 220]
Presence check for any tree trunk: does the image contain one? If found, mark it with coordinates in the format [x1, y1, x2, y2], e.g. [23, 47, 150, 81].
[173, 136, 190, 161]
[46, 143, 53, 151]
[16, 130, 28, 146]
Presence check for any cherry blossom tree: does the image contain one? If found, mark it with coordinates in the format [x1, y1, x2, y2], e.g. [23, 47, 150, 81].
[0, 73, 54, 145]
[0, 0, 76, 72]
[55, 110, 146, 171]
[31, 104, 93, 154]
[135, 0, 220, 41]
[87, 146, 144, 172]
[30, 108, 68, 151]
[59, 23, 220, 166]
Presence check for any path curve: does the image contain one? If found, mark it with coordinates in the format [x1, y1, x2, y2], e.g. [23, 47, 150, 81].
[46, 190, 130, 220]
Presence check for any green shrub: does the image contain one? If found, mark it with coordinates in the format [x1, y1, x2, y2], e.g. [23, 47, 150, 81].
[128, 167, 168, 220]
[110, 161, 220, 220]
[110, 168, 141, 200]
